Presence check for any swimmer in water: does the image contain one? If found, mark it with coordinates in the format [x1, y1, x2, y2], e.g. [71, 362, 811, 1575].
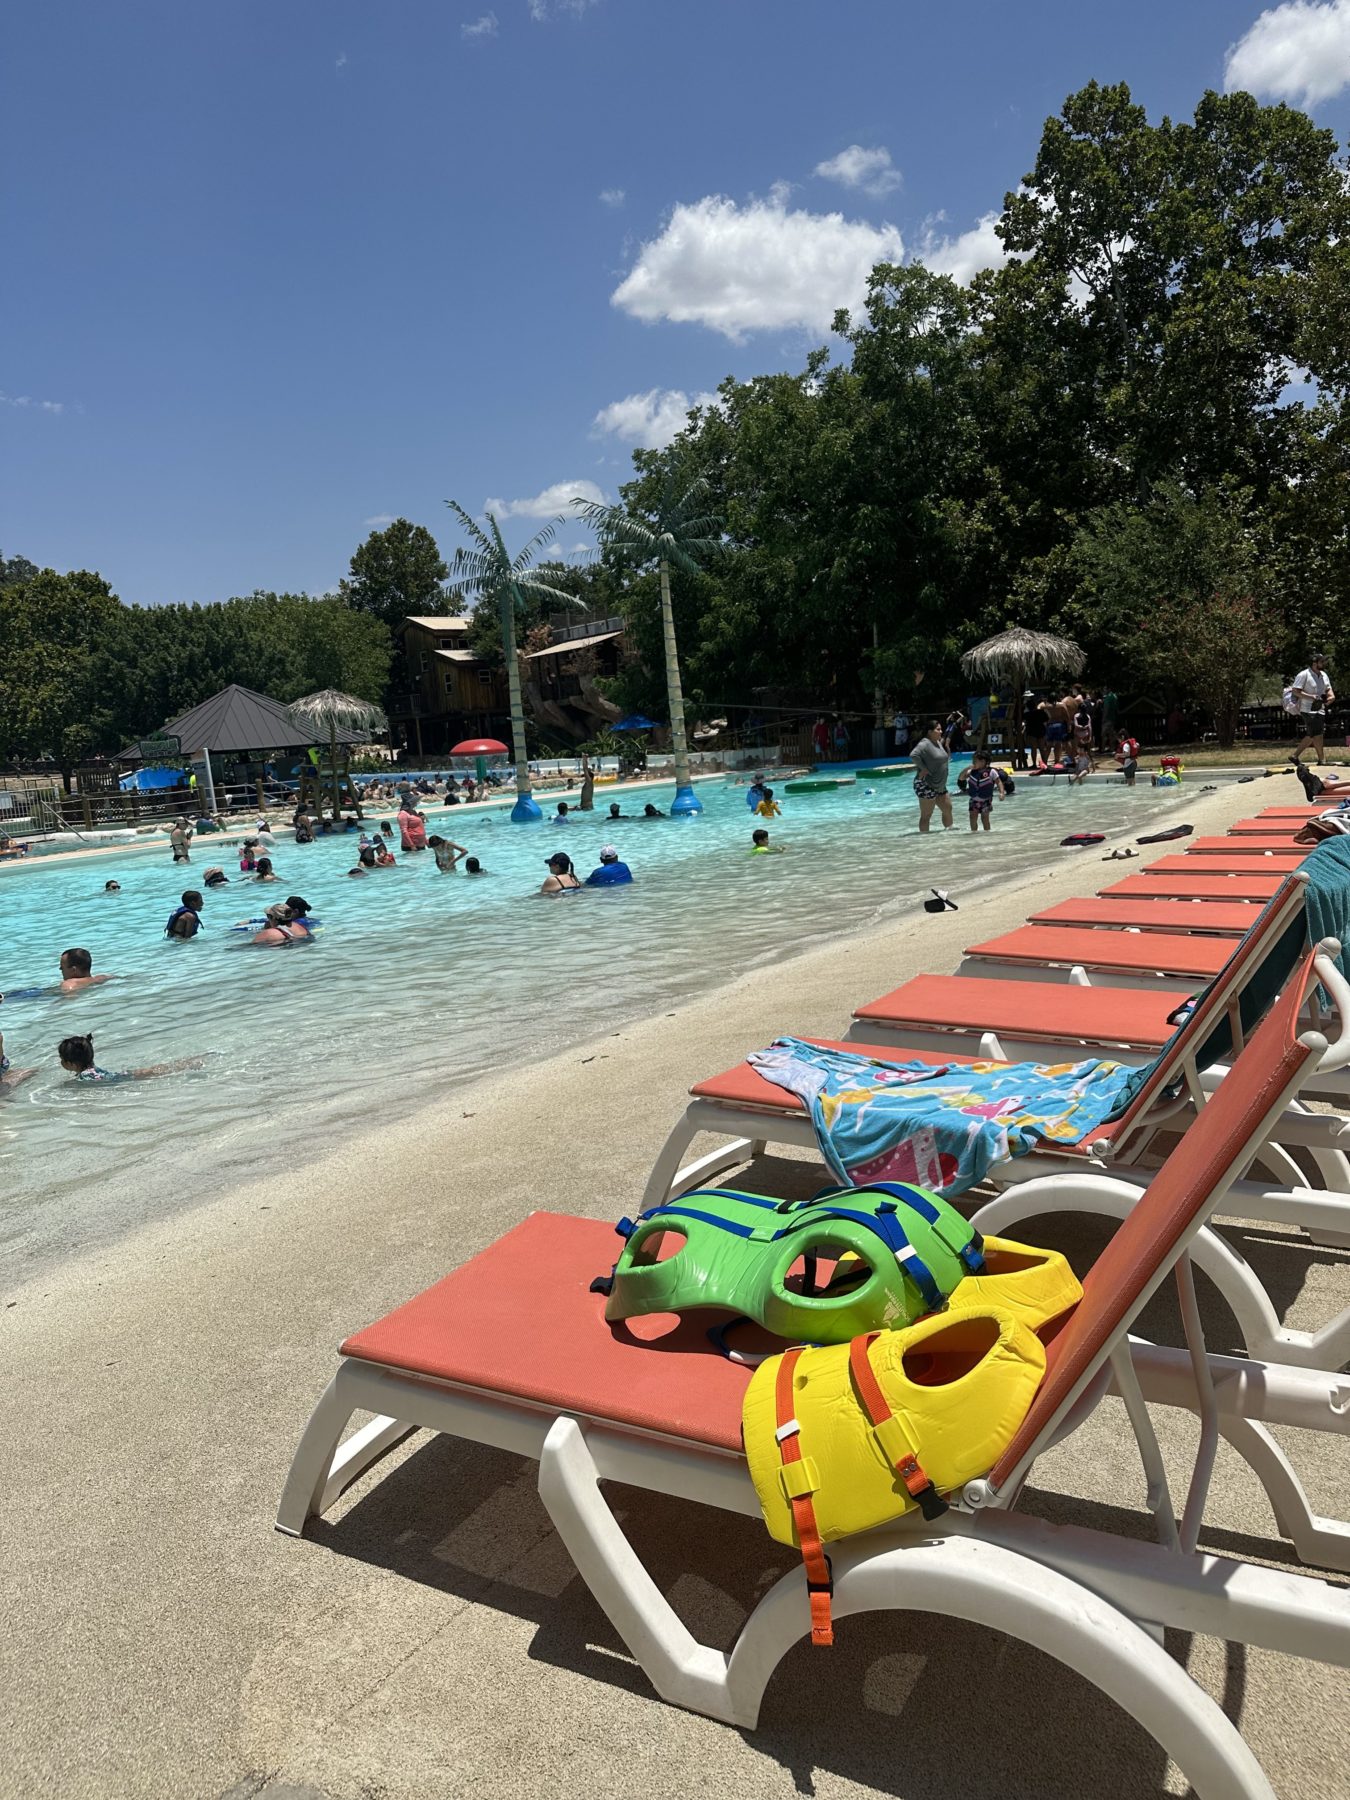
[165, 892, 205, 939]
[252, 856, 279, 883]
[642, 803, 664, 818]
[58, 1033, 204, 1083]
[0, 1031, 37, 1092]
[59, 947, 116, 989]
[750, 828, 785, 855]
[959, 752, 1010, 833]
[252, 903, 302, 946]
[203, 867, 230, 887]
[427, 834, 468, 872]
[104, 880, 121, 894]
[349, 846, 377, 876]
[604, 801, 625, 822]
[755, 786, 782, 819]
[464, 856, 486, 875]
[373, 840, 397, 866]
[541, 852, 582, 894]
[283, 895, 317, 937]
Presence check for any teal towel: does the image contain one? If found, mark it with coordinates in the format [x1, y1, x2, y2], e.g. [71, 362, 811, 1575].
[1303, 837, 1350, 978]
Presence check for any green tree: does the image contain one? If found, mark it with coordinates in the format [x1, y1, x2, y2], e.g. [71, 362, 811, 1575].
[1068, 481, 1275, 743]
[443, 503, 577, 819]
[0, 568, 124, 777]
[574, 472, 721, 813]
[342, 519, 452, 634]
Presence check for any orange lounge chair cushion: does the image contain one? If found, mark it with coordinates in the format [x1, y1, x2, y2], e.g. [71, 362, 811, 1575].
[1032, 899, 1255, 935]
[1098, 875, 1280, 903]
[962, 926, 1231, 979]
[1145, 854, 1301, 874]
[853, 975, 1180, 1051]
[341, 1211, 754, 1453]
[1187, 836, 1305, 854]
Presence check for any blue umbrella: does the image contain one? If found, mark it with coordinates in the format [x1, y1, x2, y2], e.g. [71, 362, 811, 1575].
[613, 714, 660, 732]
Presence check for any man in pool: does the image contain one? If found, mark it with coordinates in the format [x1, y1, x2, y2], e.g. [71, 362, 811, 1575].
[750, 828, 785, 855]
[586, 845, 633, 886]
[165, 892, 205, 940]
[604, 801, 626, 821]
[59, 946, 117, 989]
[745, 774, 766, 811]
[464, 857, 486, 875]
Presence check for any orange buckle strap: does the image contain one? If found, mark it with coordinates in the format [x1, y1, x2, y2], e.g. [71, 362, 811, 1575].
[847, 1334, 949, 1524]
[775, 1348, 834, 1647]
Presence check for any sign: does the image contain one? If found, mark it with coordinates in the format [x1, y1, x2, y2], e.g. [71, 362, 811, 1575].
[137, 734, 182, 766]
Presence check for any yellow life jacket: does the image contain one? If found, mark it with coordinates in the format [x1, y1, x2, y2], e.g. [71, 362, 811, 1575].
[742, 1297, 1060, 1646]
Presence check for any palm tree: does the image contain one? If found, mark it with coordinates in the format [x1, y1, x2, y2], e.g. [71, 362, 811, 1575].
[289, 688, 387, 820]
[444, 501, 578, 821]
[573, 473, 720, 816]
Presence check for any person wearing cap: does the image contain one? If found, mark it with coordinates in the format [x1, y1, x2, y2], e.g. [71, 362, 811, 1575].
[540, 852, 582, 895]
[1291, 653, 1335, 766]
[586, 845, 633, 887]
[252, 903, 299, 946]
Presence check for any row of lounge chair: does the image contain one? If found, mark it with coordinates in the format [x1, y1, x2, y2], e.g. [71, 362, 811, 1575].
[278, 796, 1350, 1800]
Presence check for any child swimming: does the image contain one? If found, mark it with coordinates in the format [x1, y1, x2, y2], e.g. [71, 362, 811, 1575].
[750, 828, 785, 855]
[58, 1033, 204, 1083]
[755, 786, 782, 819]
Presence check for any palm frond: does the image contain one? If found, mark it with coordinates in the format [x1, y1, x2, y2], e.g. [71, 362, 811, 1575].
[516, 572, 586, 609]
[444, 498, 495, 559]
[512, 516, 562, 575]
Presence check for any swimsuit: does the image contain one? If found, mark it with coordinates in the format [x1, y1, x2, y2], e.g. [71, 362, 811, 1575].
[76, 1065, 121, 1083]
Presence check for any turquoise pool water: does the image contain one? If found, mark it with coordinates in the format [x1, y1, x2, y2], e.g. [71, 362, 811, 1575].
[1, 773, 1186, 1278]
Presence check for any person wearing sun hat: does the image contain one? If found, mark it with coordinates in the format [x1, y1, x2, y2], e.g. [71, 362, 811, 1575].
[586, 844, 633, 887]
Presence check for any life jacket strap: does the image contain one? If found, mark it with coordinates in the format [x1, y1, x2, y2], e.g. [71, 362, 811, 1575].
[848, 1334, 949, 1524]
[774, 1348, 834, 1647]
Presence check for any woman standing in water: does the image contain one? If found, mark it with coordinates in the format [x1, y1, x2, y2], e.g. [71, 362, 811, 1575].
[911, 722, 953, 833]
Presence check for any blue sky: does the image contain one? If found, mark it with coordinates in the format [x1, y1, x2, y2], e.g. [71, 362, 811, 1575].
[5, 0, 1350, 605]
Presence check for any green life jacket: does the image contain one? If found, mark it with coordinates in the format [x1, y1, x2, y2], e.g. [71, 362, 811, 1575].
[593, 1183, 984, 1345]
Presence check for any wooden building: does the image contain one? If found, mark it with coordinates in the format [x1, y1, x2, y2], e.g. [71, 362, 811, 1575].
[393, 615, 509, 754]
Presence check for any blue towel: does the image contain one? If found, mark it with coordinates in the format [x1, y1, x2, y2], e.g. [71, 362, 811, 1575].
[745, 1037, 1140, 1198]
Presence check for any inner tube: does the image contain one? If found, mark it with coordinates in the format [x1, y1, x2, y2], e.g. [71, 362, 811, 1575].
[785, 777, 856, 793]
[1060, 832, 1106, 848]
[869, 765, 911, 779]
[1136, 824, 1193, 845]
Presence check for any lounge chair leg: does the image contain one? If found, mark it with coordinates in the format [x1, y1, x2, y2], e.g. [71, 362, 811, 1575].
[972, 1176, 1350, 1368]
[537, 1415, 742, 1723]
[275, 1366, 414, 1537]
[727, 1531, 1277, 1798]
[1219, 1416, 1350, 1571]
[641, 1109, 764, 1210]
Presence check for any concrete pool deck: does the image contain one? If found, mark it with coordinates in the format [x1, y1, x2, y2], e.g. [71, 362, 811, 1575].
[3, 773, 1348, 1800]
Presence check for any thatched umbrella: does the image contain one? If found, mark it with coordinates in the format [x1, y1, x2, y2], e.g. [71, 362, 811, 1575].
[960, 628, 1086, 767]
[289, 689, 387, 819]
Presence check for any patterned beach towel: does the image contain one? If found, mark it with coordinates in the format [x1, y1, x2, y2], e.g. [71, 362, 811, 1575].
[745, 1037, 1140, 1197]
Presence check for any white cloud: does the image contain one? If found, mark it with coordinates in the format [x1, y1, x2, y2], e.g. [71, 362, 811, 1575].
[335, 51, 348, 70]
[484, 479, 607, 519]
[599, 187, 626, 208]
[0, 392, 64, 414]
[814, 144, 902, 198]
[611, 193, 904, 341]
[1225, 1, 1350, 105]
[462, 11, 499, 39]
[919, 211, 1008, 285]
[529, 0, 598, 17]
[363, 513, 398, 527]
[592, 388, 717, 449]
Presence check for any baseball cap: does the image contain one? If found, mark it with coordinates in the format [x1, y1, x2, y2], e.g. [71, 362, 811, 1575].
[600, 844, 619, 860]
